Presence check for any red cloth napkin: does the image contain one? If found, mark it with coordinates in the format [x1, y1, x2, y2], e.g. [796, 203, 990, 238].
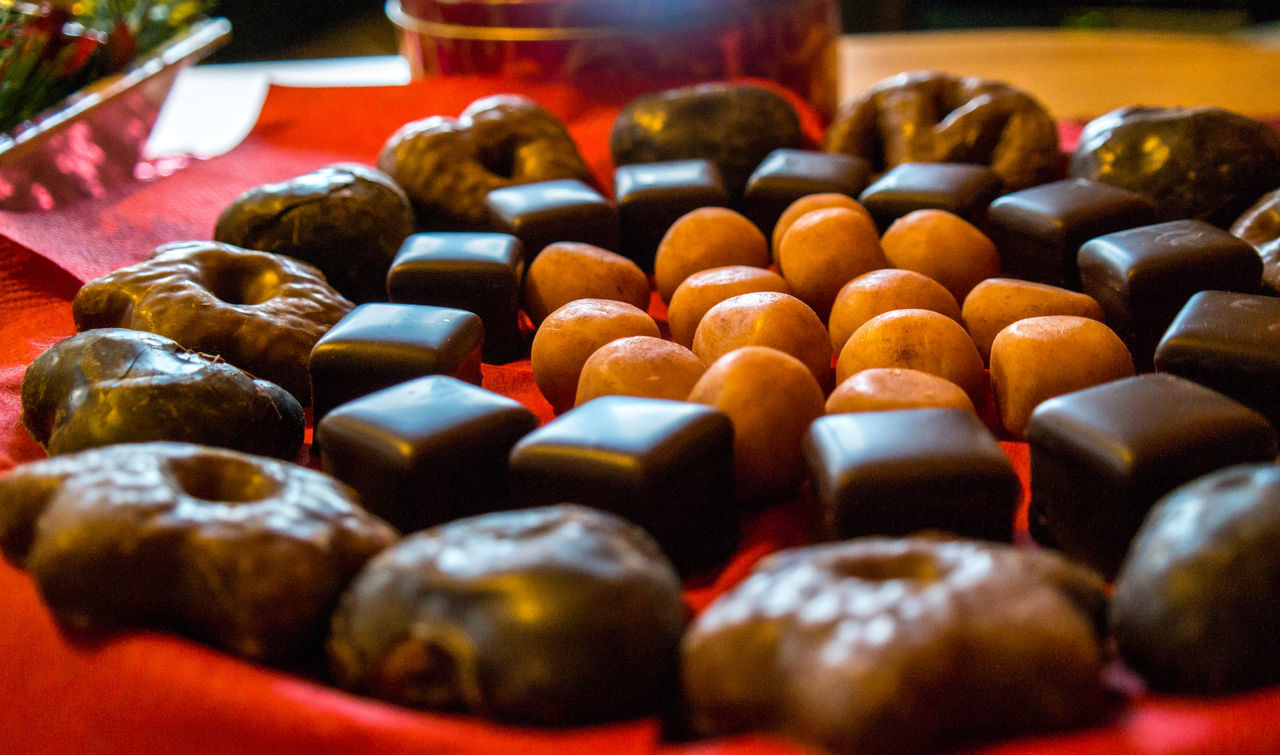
[0, 75, 1277, 755]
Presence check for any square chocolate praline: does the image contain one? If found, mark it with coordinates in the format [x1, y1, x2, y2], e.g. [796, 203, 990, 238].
[317, 375, 538, 533]
[309, 302, 484, 424]
[1156, 290, 1280, 429]
[858, 162, 1004, 231]
[507, 395, 737, 576]
[804, 409, 1020, 543]
[987, 178, 1159, 290]
[387, 232, 526, 363]
[486, 179, 620, 262]
[615, 159, 729, 273]
[740, 149, 871, 238]
[1078, 220, 1263, 370]
[1026, 373, 1278, 579]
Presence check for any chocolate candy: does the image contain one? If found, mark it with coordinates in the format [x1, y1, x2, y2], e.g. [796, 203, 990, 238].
[21, 329, 304, 460]
[858, 162, 1003, 231]
[614, 159, 729, 273]
[1078, 219, 1263, 369]
[805, 409, 1020, 542]
[1156, 290, 1280, 429]
[309, 303, 484, 425]
[1026, 373, 1278, 579]
[507, 395, 737, 576]
[317, 375, 538, 533]
[1112, 463, 1280, 694]
[740, 149, 871, 238]
[485, 178, 619, 262]
[386, 232, 525, 363]
[986, 178, 1159, 290]
[328, 504, 684, 725]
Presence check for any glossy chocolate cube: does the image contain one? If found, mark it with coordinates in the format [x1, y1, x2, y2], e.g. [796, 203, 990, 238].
[1156, 290, 1280, 429]
[615, 159, 729, 273]
[317, 375, 538, 533]
[309, 303, 484, 425]
[858, 162, 1003, 231]
[486, 179, 620, 262]
[740, 149, 871, 238]
[987, 178, 1159, 290]
[1026, 373, 1278, 579]
[507, 395, 737, 576]
[804, 409, 1020, 542]
[1078, 220, 1263, 370]
[387, 232, 525, 363]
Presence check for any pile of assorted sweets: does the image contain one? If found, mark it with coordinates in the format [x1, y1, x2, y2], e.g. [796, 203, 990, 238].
[5, 70, 1280, 752]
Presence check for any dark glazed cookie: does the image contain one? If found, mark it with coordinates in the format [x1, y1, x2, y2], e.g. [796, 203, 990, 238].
[213, 162, 414, 303]
[683, 537, 1109, 754]
[825, 71, 1062, 192]
[21, 329, 303, 459]
[1071, 106, 1280, 227]
[1231, 187, 1280, 294]
[328, 505, 685, 726]
[1112, 463, 1280, 695]
[609, 83, 803, 196]
[378, 95, 593, 231]
[72, 241, 355, 404]
[0, 442, 398, 662]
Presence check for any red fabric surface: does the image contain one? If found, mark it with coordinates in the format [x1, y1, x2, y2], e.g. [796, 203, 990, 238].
[0, 76, 1278, 754]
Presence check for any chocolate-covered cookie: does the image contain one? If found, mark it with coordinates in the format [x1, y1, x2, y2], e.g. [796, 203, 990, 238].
[21, 329, 303, 459]
[0, 442, 398, 662]
[683, 537, 1108, 753]
[214, 162, 414, 303]
[379, 95, 593, 231]
[328, 505, 684, 726]
[72, 241, 354, 404]
[1231, 186, 1280, 294]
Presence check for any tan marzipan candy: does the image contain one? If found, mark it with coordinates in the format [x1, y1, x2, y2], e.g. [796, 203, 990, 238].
[667, 266, 791, 349]
[530, 299, 659, 414]
[826, 367, 976, 415]
[654, 207, 769, 303]
[880, 209, 1000, 302]
[836, 308, 985, 402]
[828, 268, 961, 355]
[522, 242, 650, 326]
[962, 278, 1105, 364]
[776, 207, 888, 321]
[771, 193, 874, 258]
[574, 336, 705, 407]
[692, 291, 833, 391]
[688, 346, 826, 505]
[990, 315, 1134, 439]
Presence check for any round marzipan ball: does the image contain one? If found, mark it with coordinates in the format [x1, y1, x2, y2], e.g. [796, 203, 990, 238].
[961, 278, 1105, 364]
[776, 207, 888, 321]
[531, 299, 660, 414]
[688, 346, 826, 505]
[522, 242, 650, 325]
[654, 207, 770, 303]
[826, 368, 976, 415]
[667, 266, 792, 348]
[771, 193, 873, 256]
[692, 291, 833, 391]
[990, 315, 1135, 438]
[575, 336, 706, 407]
[880, 209, 1000, 302]
[836, 308, 986, 402]
[828, 268, 962, 355]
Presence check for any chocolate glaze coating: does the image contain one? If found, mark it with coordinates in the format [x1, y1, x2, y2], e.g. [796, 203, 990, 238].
[214, 162, 415, 303]
[1112, 463, 1280, 695]
[610, 83, 803, 197]
[683, 537, 1108, 753]
[0, 442, 398, 662]
[857, 162, 1003, 231]
[826, 71, 1063, 192]
[1071, 106, 1280, 227]
[21, 329, 303, 459]
[327, 504, 684, 726]
[485, 179, 620, 262]
[379, 95, 593, 231]
[741, 149, 872, 237]
[615, 159, 729, 273]
[72, 241, 354, 404]
[1230, 187, 1280, 294]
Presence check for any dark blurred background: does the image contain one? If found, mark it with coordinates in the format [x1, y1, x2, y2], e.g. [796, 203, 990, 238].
[211, 1, 1280, 62]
